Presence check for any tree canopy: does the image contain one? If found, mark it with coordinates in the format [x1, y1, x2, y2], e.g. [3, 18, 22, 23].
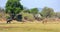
[5, 0, 23, 14]
[5, 0, 23, 21]
[30, 8, 39, 15]
[40, 7, 55, 18]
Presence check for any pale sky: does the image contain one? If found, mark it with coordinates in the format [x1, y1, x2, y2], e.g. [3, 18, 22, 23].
[0, 0, 60, 12]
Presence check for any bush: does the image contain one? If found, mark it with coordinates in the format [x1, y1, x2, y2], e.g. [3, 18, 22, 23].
[5, 15, 10, 19]
[21, 12, 35, 21]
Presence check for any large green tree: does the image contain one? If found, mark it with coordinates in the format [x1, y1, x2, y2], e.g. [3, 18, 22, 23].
[5, 0, 23, 19]
[41, 7, 55, 18]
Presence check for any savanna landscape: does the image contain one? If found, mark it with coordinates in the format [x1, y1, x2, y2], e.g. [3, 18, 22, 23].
[0, 21, 60, 32]
[0, 0, 60, 32]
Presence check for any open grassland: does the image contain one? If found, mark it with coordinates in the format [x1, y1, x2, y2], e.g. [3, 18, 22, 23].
[0, 21, 60, 32]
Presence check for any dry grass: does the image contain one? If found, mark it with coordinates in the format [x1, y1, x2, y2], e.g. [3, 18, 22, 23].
[0, 21, 60, 32]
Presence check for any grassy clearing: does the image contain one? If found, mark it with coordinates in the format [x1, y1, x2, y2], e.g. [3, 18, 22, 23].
[0, 21, 60, 32]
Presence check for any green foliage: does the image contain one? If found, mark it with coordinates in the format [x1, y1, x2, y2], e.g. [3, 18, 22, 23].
[5, 0, 23, 21]
[23, 9, 30, 13]
[21, 12, 34, 21]
[41, 7, 55, 18]
[22, 8, 39, 14]
[30, 8, 39, 15]
[22, 7, 30, 13]
[55, 12, 60, 18]
[5, 0, 23, 14]
[5, 14, 10, 19]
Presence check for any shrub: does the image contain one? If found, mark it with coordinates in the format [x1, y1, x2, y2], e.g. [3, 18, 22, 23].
[21, 12, 35, 21]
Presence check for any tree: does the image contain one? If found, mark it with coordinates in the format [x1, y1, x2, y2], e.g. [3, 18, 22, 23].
[30, 8, 39, 15]
[55, 12, 60, 18]
[0, 7, 4, 12]
[23, 9, 30, 13]
[23, 7, 30, 13]
[40, 7, 55, 18]
[5, 0, 23, 20]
